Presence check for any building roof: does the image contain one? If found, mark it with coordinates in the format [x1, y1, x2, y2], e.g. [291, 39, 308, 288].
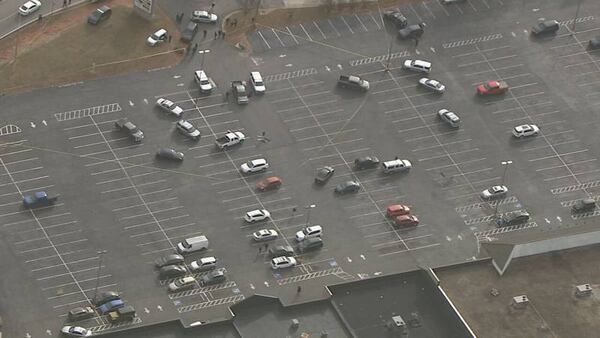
[436, 244, 600, 338]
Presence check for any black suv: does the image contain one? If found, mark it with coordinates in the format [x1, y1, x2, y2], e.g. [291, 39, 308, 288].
[268, 245, 294, 258]
[382, 9, 407, 28]
[354, 156, 379, 170]
[88, 6, 111, 25]
[572, 198, 596, 213]
[115, 118, 144, 142]
[531, 20, 559, 36]
[499, 211, 530, 227]
[398, 24, 424, 40]
[181, 22, 198, 43]
[297, 237, 323, 253]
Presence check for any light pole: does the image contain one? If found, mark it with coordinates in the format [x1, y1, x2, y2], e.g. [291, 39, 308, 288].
[572, 0, 583, 34]
[494, 161, 513, 220]
[198, 49, 210, 69]
[92, 250, 107, 304]
[305, 204, 316, 226]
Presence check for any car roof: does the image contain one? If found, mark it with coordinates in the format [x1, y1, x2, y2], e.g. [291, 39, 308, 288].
[155, 28, 167, 35]
[178, 120, 193, 127]
[251, 158, 266, 165]
[307, 225, 322, 231]
[251, 71, 263, 79]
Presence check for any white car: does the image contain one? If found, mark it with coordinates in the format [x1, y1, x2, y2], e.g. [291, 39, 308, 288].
[60, 326, 92, 337]
[168, 276, 196, 292]
[240, 158, 268, 173]
[176, 120, 200, 140]
[194, 70, 213, 93]
[512, 124, 539, 138]
[19, 0, 41, 16]
[402, 59, 431, 73]
[147, 28, 167, 46]
[295, 225, 322, 241]
[156, 98, 183, 117]
[252, 229, 278, 241]
[191, 10, 218, 23]
[419, 78, 445, 93]
[480, 185, 508, 199]
[271, 256, 297, 269]
[438, 109, 460, 128]
[244, 209, 271, 223]
[250, 71, 266, 94]
[190, 257, 217, 272]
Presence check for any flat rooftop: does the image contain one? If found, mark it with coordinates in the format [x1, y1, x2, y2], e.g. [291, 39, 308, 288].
[436, 244, 600, 338]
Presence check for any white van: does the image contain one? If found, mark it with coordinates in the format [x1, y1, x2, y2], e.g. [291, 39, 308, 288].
[250, 71, 266, 94]
[177, 235, 209, 254]
[382, 159, 412, 173]
[194, 70, 213, 93]
[402, 59, 431, 73]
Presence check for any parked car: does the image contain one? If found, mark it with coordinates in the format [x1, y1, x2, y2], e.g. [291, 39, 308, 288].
[402, 59, 431, 73]
[438, 109, 460, 128]
[60, 326, 92, 337]
[531, 19, 559, 36]
[297, 237, 323, 253]
[354, 156, 379, 169]
[295, 225, 323, 241]
[419, 77, 445, 93]
[156, 147, 184, 161]
[250, 71, 266, 94]
[97, 299, 125, 314]
[477, 80, 509, 95]
[190, 256, 217, 272]
[114, 118, 144, 142]
[244, 209, 271, 223]
[181, 22, 199, 42]
[394, 214, 419, 227]
[201, 269, 226, 286]
[500, 210, 530, 227]
[18, 0, 41, 16]
[253, 229, 278, 241]
[480, 186, 508, 199]
[256, 176, 282, 191]
[268, 245, 295, 258]
[398, 24, 424, 39]
[156, 98, 183, 117]
[271, 256, 297, 269]
[158, 264, 187, 279]
[147, 28, 168, 46]
[337, 75, 370, 92]
[194, 70, 214, 93]
[191, 10, 218, 23]
[335, 181, 360, 194]
[589, 37, 600, 50]
[93, 291, 120, 306]
[386, 204, 410, 217]
[314, 166, 335, 184]
[168, 276, 196, 292]
[512, 124, 539, 138]
[382, 9, 407, 28]
[240, 158, 269, 173]
[176, 120, 201, 140]
[88, 5, 111, 25]
[572, 198, 596, 213]
[154, 254, 185, 268]
[67, 307, 95, 321]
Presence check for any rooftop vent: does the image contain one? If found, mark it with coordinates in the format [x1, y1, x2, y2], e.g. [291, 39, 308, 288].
[511, 295, 529, 309]
[575, 284, 593, 298]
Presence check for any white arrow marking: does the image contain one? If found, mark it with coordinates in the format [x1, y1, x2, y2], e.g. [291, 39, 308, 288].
[415, 49, 421, 55]
[144, 307, 150, 313]
[457, 234, 463, 240]
[279, 54, 286, 58]
[446, 236, 452, 241]
[264, 281, 270, 287]
[430, 47, 436, 53]
[143, 98, 148, 104]
[42, 120, 47, 126]
[374, 271, 382, 276]
[30, 122, 36, 128]
[533, 8, 539, 12]
[337, 64, 342, 69]
[325, 66, 330, 71]
[346, 257, 352, 262]
[129, 100, 134, 106]
[176, 83, 185, 87]
[360, 254, 365, 260]
[46, 329, 52, 335]
[26, 333, 31, 338]
[545, 218, 550, 224]
[250, 283, 255, 289]
[557, 216, 562, 222]
[285, 64, 292, 67]
[173, 75, 181, 79]
[157, 305, 163, 311]
[511, 32, 516, 37]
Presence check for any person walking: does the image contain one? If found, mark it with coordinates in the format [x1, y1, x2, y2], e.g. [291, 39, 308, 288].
[203, 30, 207, 38]
[168, 35, 172, 43]
[297, 286, 302, 293]
[193, 43, 198, 53]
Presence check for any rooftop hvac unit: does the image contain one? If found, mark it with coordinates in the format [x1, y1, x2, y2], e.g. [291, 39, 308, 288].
[511, 295, 529, 309]
[575, 284, 593, 298]
[392, 315, 406, 328]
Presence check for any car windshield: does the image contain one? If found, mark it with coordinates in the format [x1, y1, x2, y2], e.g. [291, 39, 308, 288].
[151, 33, 161, 40]
[200, 79, 210, 85]
[182, 240, 191, 249]
[484, 82, 496, 90]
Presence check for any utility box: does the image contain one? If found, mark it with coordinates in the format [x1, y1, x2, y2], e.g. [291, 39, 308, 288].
[392, 315, 406, 328]
[575, 284, 593, 298]
[291, 318, 299, 328]
[512, 295, 529, 309]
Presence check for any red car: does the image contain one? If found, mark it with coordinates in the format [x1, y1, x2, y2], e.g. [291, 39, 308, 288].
[256, 176, 282, 191]
[394, 215, 419, 227]
[386, 204, 410, 217]
[477, 81, 508, 95]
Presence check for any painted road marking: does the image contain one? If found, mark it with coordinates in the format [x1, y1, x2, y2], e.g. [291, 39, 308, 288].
[54, 103, 121, 122]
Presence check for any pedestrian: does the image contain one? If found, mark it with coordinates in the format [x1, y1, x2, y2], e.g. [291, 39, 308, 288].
[297, 286, 302, 293]
[218, 30, 222, 37]
[211, 2, 215, 8]
[415, 38, 419, 47]
[395, 156, 399, 160]
[225, 18, 230, 26]
[222, 32, 226, 39]
[68, 0, 71, 4]
[264, 243, 269, 250]
[440, 172, 446, 178]
[38, 14, 42, 22]
[168, 35, 172, 43]
[258, 246, 262, 253]
[193, 43, 198, 53]
[252, 17, 255, 23]
[233, 19, 238, 27]
[214, 31, 218, 39]
[62, 0, 66, 7]
[225, 91, 229, 100]
[292, 207, 297, 213]
[203, 30, 207, 38]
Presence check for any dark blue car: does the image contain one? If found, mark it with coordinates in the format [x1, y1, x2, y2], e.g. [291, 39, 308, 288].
[97, 299, 125, 314]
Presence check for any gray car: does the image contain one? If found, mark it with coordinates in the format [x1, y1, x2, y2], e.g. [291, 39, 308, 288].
[156, 148, 184, 161]
[158, 264, 187, 279]
[572, 198, 596, 213]
[335, 181, 360, 194]
[297, 237, 323, 253]
[154, 254, 185, 268]
[315, 166, 335, 184]
[398, 24, 424, 40]
[201, 269, 226, 286]
[531, 20, 559, 36]
[499, 211, 530, 227]
[181, 22, 198, 43]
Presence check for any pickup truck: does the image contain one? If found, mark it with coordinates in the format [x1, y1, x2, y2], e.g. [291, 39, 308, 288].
[23, 191, 58, 208]
[231, 81, 249, 104]
[114, 118, 144, 142]
[337, 75, 370, 92]
[215, 131, 246, 149]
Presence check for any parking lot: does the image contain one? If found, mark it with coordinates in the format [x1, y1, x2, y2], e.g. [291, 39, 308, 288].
[3, 0, 600, 336]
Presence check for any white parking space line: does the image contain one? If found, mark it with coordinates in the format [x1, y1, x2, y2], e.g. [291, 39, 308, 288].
[523, 140, 579, 153]
[289, 120, 346, 132]
[286, 27, 299, 44]
[543, 129, 574, 137]
[426, 157, 487, 171]
[340, 16, 354, 34]
[464, 64, 523, 77]
[545, 168, 600, 182]
[510, 82, 538, 90]
[271, 28, 285, 46]
[368, 13, 381, 29]
[529, 149, 588, 162]
[536, 158, 597, 172]
[257, 31, 271, 49]
[453, 45, 511, 59]
[112, 197, 177, 212]
[276, 99, 337, 113]
[354, 14, 368, 31]
[470, 73, 531, 87]
[296, 129, 357, 142]
[405, 129, 465, 142]
[385, 101, 442, 115]
[303, 139, 364, 151]
[413, 139, 472, 152]
[458, 55, 516, 68]
[408, 3, 423, 22]
[284, 108, 344, 122]
[312, 21, 327, 39]
[418, 148, 479, 161]
[299, 23, 313, 41]
[327, 19, 341, 36]
[2, 157, 38, 165]
[0, 148, 32, 157]
[124, 214, 188, 230]
[15, 229, 82, 246]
